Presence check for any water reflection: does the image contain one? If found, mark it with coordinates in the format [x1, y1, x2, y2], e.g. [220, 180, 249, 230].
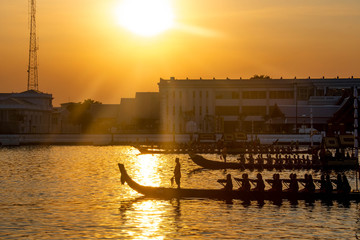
[133, 154, 162, 186]
[118, 198, 183, 239]
[356, 205, 360, 239]
[1, 146, 360, 239]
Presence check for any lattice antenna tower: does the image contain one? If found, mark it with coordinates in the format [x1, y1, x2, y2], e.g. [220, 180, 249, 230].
[27, 0, 39, 91]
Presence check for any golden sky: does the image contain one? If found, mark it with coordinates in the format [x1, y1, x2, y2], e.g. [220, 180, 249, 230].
[1, 0, 360, 106]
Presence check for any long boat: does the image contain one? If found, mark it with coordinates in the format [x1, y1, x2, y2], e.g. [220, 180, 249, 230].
[118, 163, 360, 201]
[189, 153, 358, 170]
[134, 145, 310, 155]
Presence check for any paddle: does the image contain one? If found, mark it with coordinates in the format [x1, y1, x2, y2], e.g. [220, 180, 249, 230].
[170, 175, 175, 186]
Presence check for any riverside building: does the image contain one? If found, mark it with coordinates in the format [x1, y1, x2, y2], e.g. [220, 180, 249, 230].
[158, 76, 359, 134]
[0, 90, 53, 133]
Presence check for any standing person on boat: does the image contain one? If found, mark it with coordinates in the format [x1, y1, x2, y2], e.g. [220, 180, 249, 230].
[248, 154, 255, 165]
[221, 146, 227, 163]
[342, 174, 351, 193]
[173, 158, 181, 188]
[238, 154, 246, 164]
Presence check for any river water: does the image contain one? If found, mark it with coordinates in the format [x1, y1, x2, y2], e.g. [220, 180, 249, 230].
[1, 145, 360, 239]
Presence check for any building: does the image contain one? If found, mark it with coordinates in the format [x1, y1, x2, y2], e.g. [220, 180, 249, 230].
[118, 92, 160, 133]
[90, 104, 120, 133]
[0, 90, 53, 133]
[158, 76, 359, 134]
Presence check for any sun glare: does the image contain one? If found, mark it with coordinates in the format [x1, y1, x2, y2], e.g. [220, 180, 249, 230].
[116, 0, 175, 37]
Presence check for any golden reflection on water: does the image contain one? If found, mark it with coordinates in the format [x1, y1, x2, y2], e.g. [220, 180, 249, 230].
[2, 146, 360, 239]
[119, 198, 179, 240]
[132, 200, 165, 240]
[133, 154, 162, 186]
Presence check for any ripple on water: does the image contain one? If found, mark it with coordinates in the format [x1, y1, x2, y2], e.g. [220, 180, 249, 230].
[0, 145, 359, 239]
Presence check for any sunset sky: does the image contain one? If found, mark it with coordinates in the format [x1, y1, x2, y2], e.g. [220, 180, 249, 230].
[1, 0, 360, 106]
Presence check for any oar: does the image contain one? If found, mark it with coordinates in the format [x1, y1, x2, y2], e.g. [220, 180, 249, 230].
[170, 175, 175, 186]
[217, 179, 226, 187]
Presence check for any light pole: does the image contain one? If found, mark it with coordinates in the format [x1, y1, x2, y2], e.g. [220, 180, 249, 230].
[310, 106, 313, 147]
[294, 81, 298, 134]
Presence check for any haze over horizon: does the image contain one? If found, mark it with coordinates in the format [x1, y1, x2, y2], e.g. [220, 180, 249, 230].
[1, 0, 360, 106]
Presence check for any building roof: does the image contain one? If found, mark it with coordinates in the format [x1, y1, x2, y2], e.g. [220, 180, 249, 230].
[328, 96, 359, 125]
[0, 97, 37, 110]
[278, 105, 340, 124]
[158, 77, 360, 89]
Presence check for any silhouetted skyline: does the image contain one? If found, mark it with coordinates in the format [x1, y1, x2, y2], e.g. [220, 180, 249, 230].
[1, 0, 360, 106]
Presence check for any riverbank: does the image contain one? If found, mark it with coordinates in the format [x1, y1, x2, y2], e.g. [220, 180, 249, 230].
[0, 133, 322, 146]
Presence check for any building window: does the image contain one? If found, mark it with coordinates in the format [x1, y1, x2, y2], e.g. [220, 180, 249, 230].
[269, 91, 294, 99]
[242, 106, 266, 115]
[215, 106, 239, 115]
[243, 91, 266, 99]
[215, 91, 239, 99]
[298, 88, 310, 100]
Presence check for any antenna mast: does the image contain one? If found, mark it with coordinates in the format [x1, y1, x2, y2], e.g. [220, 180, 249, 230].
[27, 0, 39, 91]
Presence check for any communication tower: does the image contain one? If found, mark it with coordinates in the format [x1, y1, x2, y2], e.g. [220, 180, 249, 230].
[27, 0, 39, 91]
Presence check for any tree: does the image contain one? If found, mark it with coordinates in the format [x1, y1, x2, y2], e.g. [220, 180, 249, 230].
[66, 99, 102, 132]
[250, 74, 271, 80]
[269, 103, 285, 119]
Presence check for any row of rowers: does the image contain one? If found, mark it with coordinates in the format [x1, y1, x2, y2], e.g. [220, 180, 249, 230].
[237, 154, 319, 165]
[219, 173, 351, 193]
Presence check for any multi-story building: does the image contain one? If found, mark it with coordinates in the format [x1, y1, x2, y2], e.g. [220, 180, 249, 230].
[158, 76, 359, 134]
[0, 90, 53, 133]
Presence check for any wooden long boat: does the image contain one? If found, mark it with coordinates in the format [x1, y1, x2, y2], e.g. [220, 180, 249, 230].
[189, 153, 358, 170]
[135, 145, 310, 155]
[118, 163, 360, 201]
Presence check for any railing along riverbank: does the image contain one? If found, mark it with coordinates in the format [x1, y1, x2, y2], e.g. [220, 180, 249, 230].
[0, 133, 322, 146]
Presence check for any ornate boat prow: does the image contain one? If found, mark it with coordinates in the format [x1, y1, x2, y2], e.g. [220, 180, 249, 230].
[118, 163, 238, 199]
[118, 163, 147, 194]
[118, 163, 127, 184]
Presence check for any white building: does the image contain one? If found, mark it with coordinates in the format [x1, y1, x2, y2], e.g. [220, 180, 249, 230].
[0, 90, 53, 133]
[158, 77, 359, 134]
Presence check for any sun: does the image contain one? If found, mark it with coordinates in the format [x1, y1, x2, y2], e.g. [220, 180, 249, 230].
[116, 0, 175, 37]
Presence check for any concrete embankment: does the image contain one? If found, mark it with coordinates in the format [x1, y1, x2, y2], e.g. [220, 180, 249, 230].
[0, 133, 322, 146]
